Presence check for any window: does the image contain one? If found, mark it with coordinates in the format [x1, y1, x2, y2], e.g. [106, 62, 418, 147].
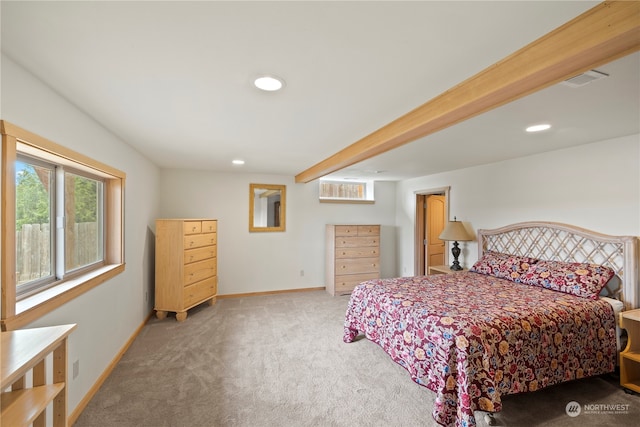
[319, 179, 374, 203]
[63, 170, 105, 273]
[15, 156, 107, 298]
[15, 156, 55, 293]
[2, 121, 125, 330]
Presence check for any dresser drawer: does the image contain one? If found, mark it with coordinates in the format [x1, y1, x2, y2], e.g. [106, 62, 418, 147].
[335, 247, 379, 259]
[184, 233, 216, 250]
[184, 245, 217, 264]
[202, 221, 217, 233]
[183, 221, 202, 235]
[334, 225, 358, 237]
[335, 257, 380, 275]
[334, 273, 379, 293]
[335, 236, 379, 248]
[184, 259, 216, 285]
[183, 276, 217, 308]
[357, 225, 380, 236]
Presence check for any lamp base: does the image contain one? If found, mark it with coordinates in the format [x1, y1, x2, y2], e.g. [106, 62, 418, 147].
[449, 262, 463, 271]
[449, 240, 463, 271]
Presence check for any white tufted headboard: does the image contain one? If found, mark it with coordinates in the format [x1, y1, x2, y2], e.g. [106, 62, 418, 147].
[477, 222, 638, 310]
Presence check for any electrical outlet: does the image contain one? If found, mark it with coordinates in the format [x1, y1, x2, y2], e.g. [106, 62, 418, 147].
[300, 270, 304, 277]
[73, 360, 80, 379]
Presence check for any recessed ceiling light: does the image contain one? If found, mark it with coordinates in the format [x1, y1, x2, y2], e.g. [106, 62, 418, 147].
[254, 75, 285, 91]
[525, 123, 552, 133]
[232, 159, 245, 165]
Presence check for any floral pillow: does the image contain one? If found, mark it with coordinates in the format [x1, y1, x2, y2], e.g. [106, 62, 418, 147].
[520, 260, 615, 300]
[470, 251, 538, 282]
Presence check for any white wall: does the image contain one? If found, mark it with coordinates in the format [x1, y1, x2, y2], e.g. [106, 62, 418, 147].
[159, 169, 398, 294]
[1, 55, 161, 414]
[396, 134, 640, 276]
[3, 46, 637, 418]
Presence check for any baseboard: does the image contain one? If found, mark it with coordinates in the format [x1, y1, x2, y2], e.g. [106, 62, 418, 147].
[217, 286, 325, 299]
[69, 310, 154, 425]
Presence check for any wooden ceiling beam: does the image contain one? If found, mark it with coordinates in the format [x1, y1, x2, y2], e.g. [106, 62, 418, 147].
[295, 1, 640, 183]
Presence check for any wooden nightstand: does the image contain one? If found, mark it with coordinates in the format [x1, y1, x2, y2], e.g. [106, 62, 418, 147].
[620, 309, 640, 393]
[428, 264, 468, 275]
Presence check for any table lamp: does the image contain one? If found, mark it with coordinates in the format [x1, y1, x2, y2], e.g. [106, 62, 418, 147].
[438, 217, 472, 270]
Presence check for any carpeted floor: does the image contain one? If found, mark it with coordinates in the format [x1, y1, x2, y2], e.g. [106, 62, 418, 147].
[74, 291, 639, 427]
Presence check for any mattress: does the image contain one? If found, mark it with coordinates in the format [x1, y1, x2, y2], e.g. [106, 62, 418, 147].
[601, 296, 625, 350]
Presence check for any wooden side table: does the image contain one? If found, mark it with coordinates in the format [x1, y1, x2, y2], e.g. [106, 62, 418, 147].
[620, 308, 640, 393]
[428, 264, 468, 275]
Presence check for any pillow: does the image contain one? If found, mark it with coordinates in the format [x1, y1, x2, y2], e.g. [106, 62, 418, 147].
[470, 251, 538, 282]
[520, 260, 615, 300]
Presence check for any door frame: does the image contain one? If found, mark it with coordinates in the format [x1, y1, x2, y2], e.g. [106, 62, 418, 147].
[414, 186, 450, 276]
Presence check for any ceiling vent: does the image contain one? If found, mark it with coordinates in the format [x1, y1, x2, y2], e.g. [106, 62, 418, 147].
[561, 69, 609, 88]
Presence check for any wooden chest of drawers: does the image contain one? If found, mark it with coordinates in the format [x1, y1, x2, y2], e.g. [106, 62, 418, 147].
[155, 219, 218, 321]
[326, 224, 380, 296]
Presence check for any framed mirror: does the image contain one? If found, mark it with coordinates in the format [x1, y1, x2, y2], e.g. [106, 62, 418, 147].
[249, 183, 286, 232]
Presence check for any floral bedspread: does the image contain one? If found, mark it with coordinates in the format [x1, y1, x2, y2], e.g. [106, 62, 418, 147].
[343, 272, 617, 427]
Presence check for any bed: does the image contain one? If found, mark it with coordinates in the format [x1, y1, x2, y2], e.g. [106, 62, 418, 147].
[343, 222, 638, 427]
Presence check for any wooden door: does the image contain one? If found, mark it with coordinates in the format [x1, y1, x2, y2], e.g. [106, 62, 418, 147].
[426, 195, 446, 268]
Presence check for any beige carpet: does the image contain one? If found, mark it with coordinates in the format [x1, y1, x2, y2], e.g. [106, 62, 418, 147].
[75, 291, 638, 427]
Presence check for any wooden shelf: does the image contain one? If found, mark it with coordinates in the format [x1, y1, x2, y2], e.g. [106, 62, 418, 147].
[623, 351, 640, 363]
[621, 381, 640, 393]
[623, 310, 640, 322]
[1, 384, 65, 426]
[1, 324, 76, 427]
[620, 309, 640, 393]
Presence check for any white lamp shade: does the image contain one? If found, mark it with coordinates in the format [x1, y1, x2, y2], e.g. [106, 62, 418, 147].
[439, 221, 472, 241]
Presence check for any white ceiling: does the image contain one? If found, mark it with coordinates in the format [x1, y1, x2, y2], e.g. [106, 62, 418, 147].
[2, 1, 638, 182]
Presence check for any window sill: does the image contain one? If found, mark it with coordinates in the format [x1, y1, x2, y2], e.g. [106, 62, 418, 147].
[319, 198, 375, 204]
[2, 263, 125, 331]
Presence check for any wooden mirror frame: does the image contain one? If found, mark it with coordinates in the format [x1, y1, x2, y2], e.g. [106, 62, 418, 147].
[249, 183, 286, 232]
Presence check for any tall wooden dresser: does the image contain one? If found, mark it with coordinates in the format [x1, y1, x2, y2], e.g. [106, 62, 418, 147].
[155, 219, 218, 321]
[325, 224, 380, 296]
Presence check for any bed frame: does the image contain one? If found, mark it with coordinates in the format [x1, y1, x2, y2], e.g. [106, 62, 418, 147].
[477, 221, 639, 310]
